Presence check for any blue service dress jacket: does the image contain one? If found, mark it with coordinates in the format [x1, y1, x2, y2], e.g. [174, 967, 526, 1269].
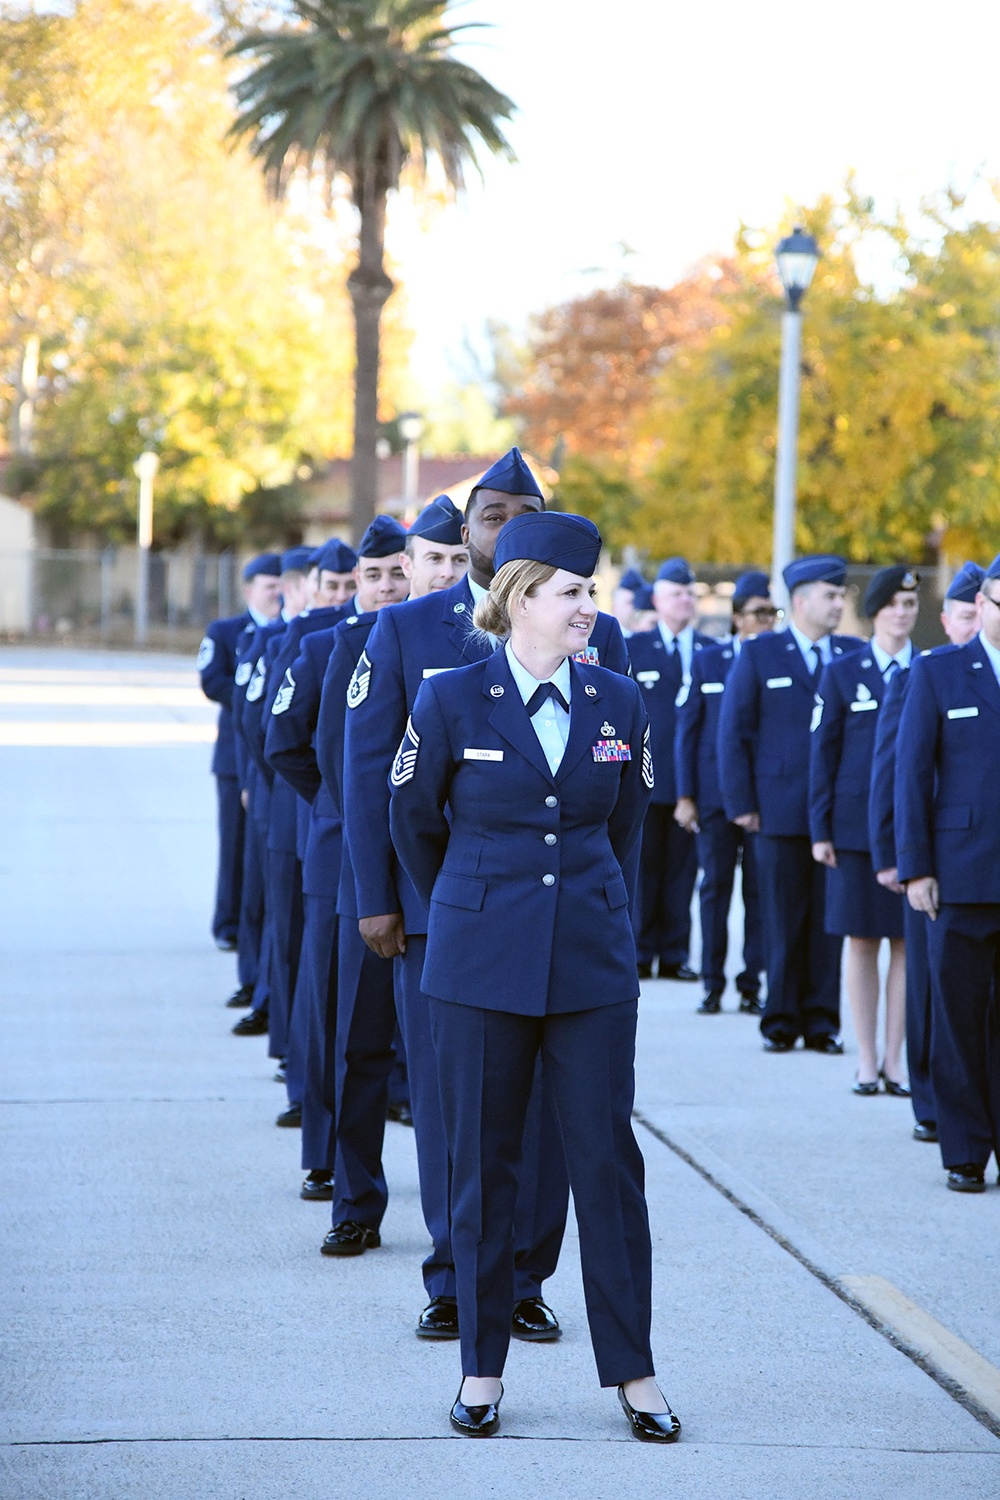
[674, 640, 736, 812]
[198, 611, 254, 777]
[896, 637, 1000, 901]
[345, 574, 630, 932]
[719, 630, 863, 835]
[809, 649, 893, 851]
[388, 650, 652, 1017]
[627, 627, 715, 805]
[868, 662, 913, 873]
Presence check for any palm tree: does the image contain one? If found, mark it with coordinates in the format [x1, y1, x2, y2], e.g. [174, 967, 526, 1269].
[228, 0, 515, 542]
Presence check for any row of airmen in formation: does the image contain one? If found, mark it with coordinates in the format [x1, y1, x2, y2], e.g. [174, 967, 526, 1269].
[197, 450, 1000, 1384]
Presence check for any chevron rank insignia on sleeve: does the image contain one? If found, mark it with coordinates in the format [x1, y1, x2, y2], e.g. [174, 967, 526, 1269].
[347, 650, 372, 709]
[246, 658, 266, 702]
[272, 670, 295, 715]
[196, 637, 214, 671]
[390, 715, 420, 787]
[641, 725, 654, 790]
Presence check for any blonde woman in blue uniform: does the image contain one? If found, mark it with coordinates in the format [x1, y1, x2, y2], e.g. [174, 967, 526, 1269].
[389, 512, 680, 1443]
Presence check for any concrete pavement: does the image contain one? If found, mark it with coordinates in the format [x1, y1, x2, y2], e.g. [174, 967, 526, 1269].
[1, 647, 998, 1498]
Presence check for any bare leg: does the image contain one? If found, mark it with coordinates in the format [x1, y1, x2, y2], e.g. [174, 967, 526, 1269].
[846, 937, 881, 1083]
[621, 1376, 669, 1412]
[881, 938, 907, 1084]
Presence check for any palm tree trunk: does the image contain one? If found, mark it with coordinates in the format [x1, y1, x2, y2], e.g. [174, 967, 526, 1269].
[347, 178, 393, 544]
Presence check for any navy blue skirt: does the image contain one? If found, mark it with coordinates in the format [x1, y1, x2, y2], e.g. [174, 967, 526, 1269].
[825, 849, 904, 939]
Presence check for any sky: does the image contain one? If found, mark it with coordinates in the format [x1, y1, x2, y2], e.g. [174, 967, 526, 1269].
[388, 0, 1000, 397]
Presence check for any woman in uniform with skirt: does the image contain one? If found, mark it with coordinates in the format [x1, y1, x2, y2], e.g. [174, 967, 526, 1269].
[809, 567, 920, 1094]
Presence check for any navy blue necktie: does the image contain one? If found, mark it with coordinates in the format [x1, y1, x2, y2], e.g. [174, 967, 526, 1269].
[809, 645, 822, 688]
[526, 681, 569, 716]
[884, 659, 900, 683]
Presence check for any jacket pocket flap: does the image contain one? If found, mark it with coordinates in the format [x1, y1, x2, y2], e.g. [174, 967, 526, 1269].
[934, 805, 972, 831]
[603, 874, 629, 910]
[432, 872, 486, 911]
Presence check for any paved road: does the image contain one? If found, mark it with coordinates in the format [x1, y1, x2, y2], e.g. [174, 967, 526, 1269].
[1, 647, 998, 1499]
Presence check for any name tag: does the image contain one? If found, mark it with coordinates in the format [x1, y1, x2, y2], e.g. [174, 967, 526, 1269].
[592, 739, 631, 762]
[766, 676, 793, 689]
[850, 699, 878, 712]
[700, 681, 724, 694]
[947, 707, 979, 719]
[463, 748, 504, 761]
[636, 671, 660, 686]
[422, 667, 454, 678]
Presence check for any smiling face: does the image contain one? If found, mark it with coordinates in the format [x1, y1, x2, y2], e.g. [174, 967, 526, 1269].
[353, 553, 410, 613]
[402, 535, 470, 597]
[512, 568, 598, 669]
[463, 489, 544, 584]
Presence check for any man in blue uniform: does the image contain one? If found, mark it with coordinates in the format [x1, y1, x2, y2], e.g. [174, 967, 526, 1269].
[809, 567, 919, 1094]
[869, 561, 984, 1141]
[674, 571, 775, 1013]
[627, 557, 715, 981]
[719, 555, 863, 1052]
[896, 553, 1000, 1192]
[344, 449, 627, 1339]
[266, 520, 409, 1192]
[197, 553, 281, 968]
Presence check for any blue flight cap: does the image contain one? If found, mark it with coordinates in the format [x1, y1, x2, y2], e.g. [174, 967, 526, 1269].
[618, 567, 646, 593]
[242, 552, 281, 581]
[494, 512, 602, 578]
[409, 495, 465, 546]
[633, 583, 655, 612]
[983, 553, 1000, 582]
[945, 561, 985, 602]
[470, 446, 545, 503]
[732, 570, 772, 609]
[312, 539, 357, 574]
[783, 554, 847, 592]
[863, 566, 919, 618]
[655, 556, 696, 585]
[280, 546, 314, 573]
[357, 514, 407, 559]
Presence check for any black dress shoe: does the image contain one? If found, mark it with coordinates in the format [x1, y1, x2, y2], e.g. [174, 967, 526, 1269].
[804, 1035, 844, 1055]
[231, 1008, 268, 1036]
[511, 1297, 561, 1341]
[659, 962, 699, 982]
[276, 1103, 302, 1128]
[416, 1295, 460, 1339]
[697, 990, 722, 1014]
[880, 1070, 911, 1098]
[321, 1220, 381, 1256]
[617, 1385, 681, 1443]
[273, 1060, 287, 1083]
[450, 1382, 502, 1437]
[738, 996, 763, 1016]
[913, 1121, 938, 1143]
[946, 1164, 986, 1193]
[215, 936, 238, 952]
[300, 1170, 333, 1201]
[763, 1035, 795, 1053]
[225, 983, 254, 1009]
[386, 1100, 414, 1126]
[852, 1077, 880, 1096]
[636, 962, 653, 981]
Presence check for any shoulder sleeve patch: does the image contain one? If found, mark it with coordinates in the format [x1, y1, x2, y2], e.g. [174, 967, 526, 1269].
[347, 650, 372, 709]
[271, 669, 295, 715]
[246, 657, 266, 703]
[641, 724, 654, 791]
[390, 715, 420, 788]
[196, 637, 214, 671]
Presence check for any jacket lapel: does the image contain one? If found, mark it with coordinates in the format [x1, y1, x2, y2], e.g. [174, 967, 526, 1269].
[782, 635, 815, 696]
[556, 663, 605, 783]
[964, 637, 1000, 719]
[440, 578, 488, 665]
[483, 652, 555, 783]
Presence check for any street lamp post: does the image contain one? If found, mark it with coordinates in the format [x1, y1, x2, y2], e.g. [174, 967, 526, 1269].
[133, 448, 160, 647]
[771, 226, 821, 610]
[397, 410, 424, 518]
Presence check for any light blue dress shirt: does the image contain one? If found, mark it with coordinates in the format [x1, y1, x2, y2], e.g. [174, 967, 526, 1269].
[505, 644, 571, 775]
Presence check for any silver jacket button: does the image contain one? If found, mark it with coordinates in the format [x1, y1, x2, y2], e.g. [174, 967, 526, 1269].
[544, 833, 557, 845]
[545, 795, 558, 808]
[542, 874, 556, 887]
